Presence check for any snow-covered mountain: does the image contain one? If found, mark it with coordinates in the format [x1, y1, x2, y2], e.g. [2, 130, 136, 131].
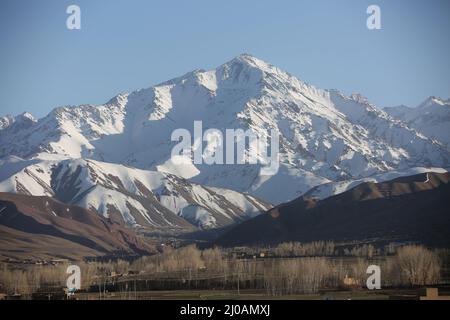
[0, 112, 36, 133]
[1, 54, 449, 209]
[384, 97, 450, 148]
[0, 156, 270, 230]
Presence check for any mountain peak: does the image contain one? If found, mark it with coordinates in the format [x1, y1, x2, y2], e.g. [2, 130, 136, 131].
[0, 112, 35, 123]
[225, 54, 273, 71]
[0, 115, 14, 130]
[0, 112, 36, 131]
[1, 55, 449, 208]
[349, 93, 369, 104]
[235, 53, 260, 62]
[418, 96, 448, 108]
[18, 111, 36, 122]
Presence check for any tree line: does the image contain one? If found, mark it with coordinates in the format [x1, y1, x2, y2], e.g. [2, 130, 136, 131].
[0, 243, 444, 297]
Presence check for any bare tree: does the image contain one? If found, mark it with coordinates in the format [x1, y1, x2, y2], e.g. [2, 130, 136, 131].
[395, 245, 441, 286]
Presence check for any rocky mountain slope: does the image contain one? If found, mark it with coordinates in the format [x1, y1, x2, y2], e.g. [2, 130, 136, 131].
[216, 172, 450, 247]
[0, 156, 270, 230]
[0, 192, 155, 261]
[1, 54, 449, 233]
[385, 97, 450, 148]
[303, 167, 448, 200]
[1, 55, 449, 206]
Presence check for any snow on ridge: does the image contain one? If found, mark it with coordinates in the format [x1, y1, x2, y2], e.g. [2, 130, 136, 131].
[385, 96, 450, 148]
[0, 156, 270, 229]
[303, 167, 449, 200]
[1, 54, 450, 206]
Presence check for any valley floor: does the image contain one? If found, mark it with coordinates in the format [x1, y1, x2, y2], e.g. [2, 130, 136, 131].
[51, 287, 450, 300]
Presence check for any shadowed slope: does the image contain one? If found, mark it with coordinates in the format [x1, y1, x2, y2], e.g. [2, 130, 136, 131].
[216, 172, 450, 247]
[0, 193, 155, 260]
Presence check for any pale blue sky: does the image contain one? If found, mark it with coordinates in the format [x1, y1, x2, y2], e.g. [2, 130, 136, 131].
[0, 0, 449, 118]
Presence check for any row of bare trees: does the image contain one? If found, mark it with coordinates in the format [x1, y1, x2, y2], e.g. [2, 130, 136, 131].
[121, 244, 444, 294]
[396, 245, 441, 286]
[0, 263, 67, 296]
[271, 241, 336, 257]
[234, 241, 408, 258]
[0, 244, 444, 296]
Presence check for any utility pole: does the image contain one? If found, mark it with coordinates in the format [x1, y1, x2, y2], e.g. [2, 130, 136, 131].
[189, 268, 192, 290]
[237, 270, 240, 295]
